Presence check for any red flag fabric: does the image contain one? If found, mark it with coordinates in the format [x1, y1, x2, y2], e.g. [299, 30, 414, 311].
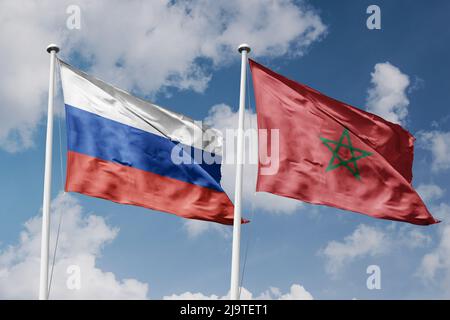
[249, 59, 438, 225]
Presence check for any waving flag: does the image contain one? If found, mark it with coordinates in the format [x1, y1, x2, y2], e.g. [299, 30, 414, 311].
[249, 59, 438, 225]
[59, 60, 234, 224]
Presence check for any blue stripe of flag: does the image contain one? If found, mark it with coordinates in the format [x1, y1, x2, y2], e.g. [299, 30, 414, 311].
[65, 104, 224, 192]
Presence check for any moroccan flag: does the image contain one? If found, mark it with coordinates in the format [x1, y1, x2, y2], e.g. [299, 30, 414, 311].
[249, 59, 438, 225]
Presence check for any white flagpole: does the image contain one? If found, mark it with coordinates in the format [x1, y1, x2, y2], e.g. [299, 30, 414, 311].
[39, 44, 59, 300]
[230, 43, 251, 300]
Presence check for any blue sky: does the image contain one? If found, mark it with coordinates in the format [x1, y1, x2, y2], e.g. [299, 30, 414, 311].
[1, 0, 450, 299]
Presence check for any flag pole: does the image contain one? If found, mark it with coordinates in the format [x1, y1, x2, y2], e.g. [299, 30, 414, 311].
[39, 44, 59, 300]
[230, 43, 251, 300]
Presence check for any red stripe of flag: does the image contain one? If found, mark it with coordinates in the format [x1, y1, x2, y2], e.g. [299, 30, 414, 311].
[66, 151, 235, 225]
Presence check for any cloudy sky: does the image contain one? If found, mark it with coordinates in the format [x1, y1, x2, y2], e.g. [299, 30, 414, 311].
[1, 0, 450, 299]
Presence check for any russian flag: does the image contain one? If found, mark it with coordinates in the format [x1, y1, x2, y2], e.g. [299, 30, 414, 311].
[59, 60, 235, 224]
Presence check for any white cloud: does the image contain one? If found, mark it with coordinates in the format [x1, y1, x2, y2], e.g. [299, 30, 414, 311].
[321, 225, 388, 276]
[0, 0, 326, 152]
[418, 212, 450, 296]
[262, 284, 313, 300]
[399, 228, 432, 249]
[164, 291, 221, 300]
[0, 1, 65, 152]
[430, 202, 450, 222]
[417, 131, 450, 172]
[321, 224, 431, 276]
[0, 193, 148, 299]
[366, 62, 411, 125]
[183, 219, 230, 239]
[417, 184, 445, 203]
[163, 283, 313, 300]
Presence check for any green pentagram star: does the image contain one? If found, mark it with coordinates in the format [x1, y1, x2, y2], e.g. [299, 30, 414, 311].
[320, 128, 372, 180]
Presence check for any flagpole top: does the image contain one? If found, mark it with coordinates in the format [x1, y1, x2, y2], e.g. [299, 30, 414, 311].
[46, 44, 60, 54]
[238, 43, 251, 54]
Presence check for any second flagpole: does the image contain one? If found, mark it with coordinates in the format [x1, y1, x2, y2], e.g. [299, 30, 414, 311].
[230, 43, 251, 300]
